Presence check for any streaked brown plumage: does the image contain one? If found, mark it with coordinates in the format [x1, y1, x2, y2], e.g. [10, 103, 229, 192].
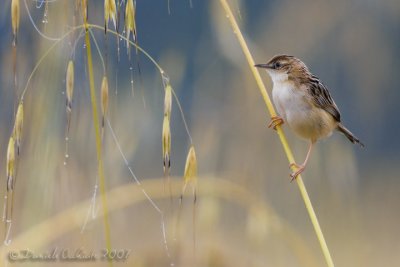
[255, 55, 364, 179]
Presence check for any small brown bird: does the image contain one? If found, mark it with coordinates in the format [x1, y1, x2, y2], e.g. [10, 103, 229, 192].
[255, 55, 364, 180]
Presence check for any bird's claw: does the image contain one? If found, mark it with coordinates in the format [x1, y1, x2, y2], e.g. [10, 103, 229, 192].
[289, 164, 305, 182]
[268, 116, 284, 130]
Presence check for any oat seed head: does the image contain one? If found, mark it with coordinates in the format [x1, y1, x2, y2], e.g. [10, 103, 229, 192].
[125, 0, 136, 47]
[6, 135, 16, 191]
[164, 84, 172, 121]
[184, 145, 197, 184]
[66, 60, 74, 110]
[11, 0, 20, 37]
[104, 0, 117, 30]
[162, 113, 171, 170]
[14, 101, 23, 154]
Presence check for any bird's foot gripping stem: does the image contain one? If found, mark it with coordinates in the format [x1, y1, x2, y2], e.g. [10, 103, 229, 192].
[268, 116, 284, 130]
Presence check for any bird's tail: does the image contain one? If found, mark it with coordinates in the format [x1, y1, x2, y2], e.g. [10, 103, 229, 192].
[337, 124, 364, 147]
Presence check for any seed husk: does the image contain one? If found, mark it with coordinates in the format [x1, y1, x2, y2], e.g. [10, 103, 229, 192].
[125, 0, 136, 48]
[14, 101, 23, 155]
[104, 0, 117, 32]
[101, 76, 109, 128]
[66, 60, 74, 110]
[164, 84, 172, 121]
[184, 145, 197, 184]
[162, 114, 171, 174]
[11, 0, 20, 41]
[6, 136, 16, 192]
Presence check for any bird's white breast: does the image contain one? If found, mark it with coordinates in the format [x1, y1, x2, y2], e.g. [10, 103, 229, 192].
[272, 80, 310, 122]
[271, 80, 336, 141]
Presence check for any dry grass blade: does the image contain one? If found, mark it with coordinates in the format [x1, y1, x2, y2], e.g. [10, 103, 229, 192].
[14, 101, 23, 156]
[11, 0, 20, 45]
[101, 75, 109, 129]
[164, 84, 172, 121]
[162, 113, 171, 176]
[66, 60, 74, 133]
[104, 0, 117, 33]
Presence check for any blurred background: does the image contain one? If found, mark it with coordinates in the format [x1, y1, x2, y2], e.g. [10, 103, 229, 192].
[0, 0, 399, 266]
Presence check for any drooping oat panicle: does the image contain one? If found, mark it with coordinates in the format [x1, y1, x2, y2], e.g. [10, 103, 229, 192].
[183, 145, 197, 185]
[164, 84, 172, 121]
[101, 76, 109, 128]
[162, 113, 171, 176]
[104, 0, 117, 33]
[6, 136, 16, 192]
[125, 0, 137, 52]
[11, 0, 20, 45]
[66, 60, 74, 132]
[14, 101, 23, 156]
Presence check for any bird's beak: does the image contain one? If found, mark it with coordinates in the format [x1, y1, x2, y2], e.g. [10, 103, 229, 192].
[254, 63, 272, 69]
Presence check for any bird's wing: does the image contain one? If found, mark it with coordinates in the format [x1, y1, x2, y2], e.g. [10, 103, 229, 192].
[308, 76, 341, 122]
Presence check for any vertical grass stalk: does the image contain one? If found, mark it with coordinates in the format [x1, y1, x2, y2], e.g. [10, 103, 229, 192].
[218, 1, 335, 266]
[84, 30, 113, 267]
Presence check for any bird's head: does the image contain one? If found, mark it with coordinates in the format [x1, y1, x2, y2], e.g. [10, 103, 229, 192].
[255, 55, 309, 84]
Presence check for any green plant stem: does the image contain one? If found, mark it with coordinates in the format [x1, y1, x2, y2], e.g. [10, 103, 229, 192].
[84, 30, 113, 267]
[218, 1, 334, 266]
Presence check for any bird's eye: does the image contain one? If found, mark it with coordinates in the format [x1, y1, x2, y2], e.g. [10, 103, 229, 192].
[274, 62, 281, 69]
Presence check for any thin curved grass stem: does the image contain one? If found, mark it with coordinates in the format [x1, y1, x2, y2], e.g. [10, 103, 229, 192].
[88, 24, 164, 73]
[21, 26, 79, 100]
[21, 23, 193, 146]
[23, 0, 62, 41]
[218, 1, 335, 266]
[89, 24, 194, 145]
[171, 89, 193, 144]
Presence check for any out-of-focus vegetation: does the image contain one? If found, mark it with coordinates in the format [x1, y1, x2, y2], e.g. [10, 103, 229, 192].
[0, 0, 399, 266]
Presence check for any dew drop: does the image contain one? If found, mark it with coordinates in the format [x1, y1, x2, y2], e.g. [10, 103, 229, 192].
[65, 137, 69, 141]
[63, 161, 67, 166]
[65, 154, 69, 158]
